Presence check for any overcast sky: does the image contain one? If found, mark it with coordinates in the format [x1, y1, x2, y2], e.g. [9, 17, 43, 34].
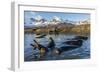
[24, 11, 90, 26]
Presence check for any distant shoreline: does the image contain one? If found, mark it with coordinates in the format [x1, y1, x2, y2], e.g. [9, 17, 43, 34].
[24, 24, 90, 35]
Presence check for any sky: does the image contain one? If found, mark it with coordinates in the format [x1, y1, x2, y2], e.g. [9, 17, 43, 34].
[24, 11, 90, 26]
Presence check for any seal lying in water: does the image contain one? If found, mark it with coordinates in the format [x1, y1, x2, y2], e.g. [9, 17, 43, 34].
[30, 40, 49, 57]
[63, 39, 83, 46]
[30, 37, 55, 57]
[53, 39, 83, 55]
[72, 36, 88, 40]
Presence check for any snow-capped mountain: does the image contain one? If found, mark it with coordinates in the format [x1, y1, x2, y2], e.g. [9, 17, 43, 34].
[30, 15, 90, 27]
[31, 16, 67, 26]
[76, 19, 90, 25]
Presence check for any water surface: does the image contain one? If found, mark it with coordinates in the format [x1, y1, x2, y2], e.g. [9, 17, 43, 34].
[24, 34, 90, 61]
